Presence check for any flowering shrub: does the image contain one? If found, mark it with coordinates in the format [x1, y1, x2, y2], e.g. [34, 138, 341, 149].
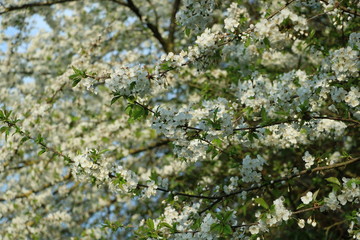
[0, 0, 359, 239]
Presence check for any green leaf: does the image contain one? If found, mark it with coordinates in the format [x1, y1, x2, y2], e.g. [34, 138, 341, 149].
[35, 135, 44, 144]
[223, 211, 233, 222]
[309, 29, 316, 39]
[126, 104, 148, 122]
[185, 28, 191, 37]
[0, 126, 8, 134]
[132, 104, 146, 120]
[223, 224, 233, 235]
[160, 62, 173, 71]
[146, 219, 155, 230]
[129, 81, 136, 91]
[5, 128, 10, 141]
[212, 138, 222, 147]
[296, 203, 306, 210]
[98, 149, 110, 154]
[70, 74, 81, 86]
[72, 66, 86, 77]
[70, 66, 87, 87]
[326, 177, 341, 186]
[244, 38, 251, 47]
[214, 213, 222, 221]
[254, 197, 269, 209]
[111, 95, 121, 105]
[112, 174, 127, 189]
[263, 37, 270, 48]
[157, 222, 172, 230]
[210, 223, 222, 233]
[38, 149, 46, 156]
[346, 178, 360, 187]
[313, 189, 320, 201]
[260, 106, 268, 124]
[20, 136, 30, 145]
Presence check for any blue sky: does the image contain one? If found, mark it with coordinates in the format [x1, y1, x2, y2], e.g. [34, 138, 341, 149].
[1, 14, 51, 52]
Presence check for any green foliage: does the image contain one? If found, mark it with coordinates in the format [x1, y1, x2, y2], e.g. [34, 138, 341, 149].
[125, 103, 148, 123]
[210, 211, 234, 237]
[69, 66, 87, 87]
[135, 218, 176, 239]
[325, 177, 341, 186]
[254, 197, 269, 209]
[102, 220, 125, 231]
[112, 173, 127, 189]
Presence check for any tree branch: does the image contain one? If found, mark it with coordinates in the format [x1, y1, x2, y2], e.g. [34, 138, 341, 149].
[124, 0, 169, 53]
[137, 157, 360, 202]
[0, 173, 72, 202]
[320, 0, 360, 17]
[266, 0, 297, 20]
[0, 0, 79, 15]
[168, 0, 181, 52]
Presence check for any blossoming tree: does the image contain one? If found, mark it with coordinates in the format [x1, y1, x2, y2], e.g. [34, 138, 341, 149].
[0, 0, 359, 239]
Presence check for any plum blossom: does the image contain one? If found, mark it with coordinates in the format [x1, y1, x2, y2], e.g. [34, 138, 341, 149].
[301, 191, 313, 204]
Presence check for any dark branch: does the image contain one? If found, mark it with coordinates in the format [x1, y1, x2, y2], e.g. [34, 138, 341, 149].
[0, 173, 72, 202]
[168, 0, 181, 52]
[0, 0, 78, 15]
[138, 157, 360, 201]
[124, 0, 169, 53]
[320, 0, 360, 17]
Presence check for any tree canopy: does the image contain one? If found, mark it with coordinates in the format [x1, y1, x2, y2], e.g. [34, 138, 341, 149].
[0, 0, 359, 239]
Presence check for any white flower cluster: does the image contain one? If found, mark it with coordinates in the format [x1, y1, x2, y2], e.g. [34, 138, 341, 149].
[44, 211, 71, 224]
[250, 197, 292, 235]
[236, 74, 272, 113]
[200, 213, 218, 233]
[151, 107, 192, 139]
[224, 3, 249, 32]
[249, 219, 268, 235]
[224, 176, 239, 194]
[195, 28, 217, 48]
[301, 191, 313, 204]
[345, 87, 360, 108]
[106, 65, 150, 97]
[258, 123, 309, 149]
[160, 203, 200, 233]
[302, 151, 315, 169]
[81, 77, 98, 94]
[141, 180, 157, 199]
[111, 166, 139, 193]
[330, 86, 347, 103]
[268, 197, 292, 226]
[174, 139, 208, 163]
[169, 211, 237, 239]
[349, 32, 360, 49]
[72, 149, 142, 194]
[347, 212, 360, 240]
[337, 178, 360, 205]
[157, 176, 169, 189]
[176, 0, 215, 33]
[240, 155, 266, 183]
[157, 30, 225, 72]
[329, 46, 359, 81]
[198, 98, 234, 138]
[254, 9, 308, 42]
[313, 119, 347, 138]
[261, 50, 298, 70]
[72, 149, 111, 182]
[152, 98, 233, 162]
[159, 51, 187, 68]
[322, 178, 360, 211]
